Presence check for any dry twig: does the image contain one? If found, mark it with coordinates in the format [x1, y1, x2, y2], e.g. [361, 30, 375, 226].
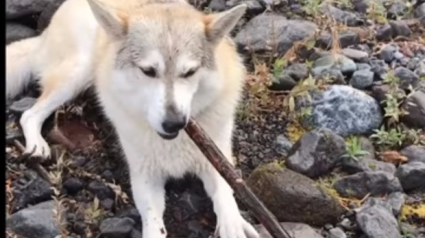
[184, 119, 293, 238]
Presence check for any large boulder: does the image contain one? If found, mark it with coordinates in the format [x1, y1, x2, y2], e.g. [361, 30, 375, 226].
[247, 163, 345, 226]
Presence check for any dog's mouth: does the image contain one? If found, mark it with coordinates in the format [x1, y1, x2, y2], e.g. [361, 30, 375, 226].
[157, 131, 179, 140]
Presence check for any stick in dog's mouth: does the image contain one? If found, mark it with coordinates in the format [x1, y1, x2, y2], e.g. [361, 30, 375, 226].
[184, 118, 293, 238]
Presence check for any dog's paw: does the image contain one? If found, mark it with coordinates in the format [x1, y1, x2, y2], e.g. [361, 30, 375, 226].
[216, 214, 260, 238]
[24, 137, 51, 159]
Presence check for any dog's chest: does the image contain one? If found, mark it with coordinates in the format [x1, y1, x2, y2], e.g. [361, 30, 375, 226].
[120, 126, 217, 178]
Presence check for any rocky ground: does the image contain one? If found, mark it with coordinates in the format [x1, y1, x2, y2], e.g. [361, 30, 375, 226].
[5, 0, 425, 237]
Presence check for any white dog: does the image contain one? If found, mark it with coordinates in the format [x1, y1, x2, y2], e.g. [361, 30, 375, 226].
[6, 0, 260, 237]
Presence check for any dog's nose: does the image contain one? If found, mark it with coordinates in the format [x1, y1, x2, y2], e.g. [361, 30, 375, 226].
[162, 116, 187, 134]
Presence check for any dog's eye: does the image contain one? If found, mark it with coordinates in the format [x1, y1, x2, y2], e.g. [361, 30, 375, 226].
[140, 67, 156, 78]
[181, 68, 197, 78]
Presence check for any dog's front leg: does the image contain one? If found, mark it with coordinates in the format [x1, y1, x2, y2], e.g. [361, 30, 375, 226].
[199, 168, 260, 238]
[129, 171, 167, 238]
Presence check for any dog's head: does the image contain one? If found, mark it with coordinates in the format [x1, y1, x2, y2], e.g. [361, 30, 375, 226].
[89, 0, 246, 140]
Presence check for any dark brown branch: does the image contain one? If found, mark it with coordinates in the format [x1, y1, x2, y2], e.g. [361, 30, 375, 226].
[184, 119, 293, 238]
[13, 140, 52, 184]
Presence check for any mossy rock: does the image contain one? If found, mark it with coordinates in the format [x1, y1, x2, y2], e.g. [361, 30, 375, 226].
[246, 163, 345, 227]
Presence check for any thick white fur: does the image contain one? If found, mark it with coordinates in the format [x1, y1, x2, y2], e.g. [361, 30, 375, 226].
[5, 0, 260, 238]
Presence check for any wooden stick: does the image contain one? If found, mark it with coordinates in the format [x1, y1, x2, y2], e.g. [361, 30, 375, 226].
[13, 140, 52, 184]
[184, 119, 293, 238]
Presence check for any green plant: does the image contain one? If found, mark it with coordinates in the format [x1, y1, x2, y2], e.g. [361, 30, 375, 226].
[84, 197, 106, 224]
[297, 106, 313, 121]
[370, 126, 406, 150]
[283, 74, 318, 113]
[382, 93, 408, 124]
[342, 137, 370, 161]
[383, 70, 400, 87]
[403, 128, 425, 145]
[300, 0, 323, 15]
[366, 0, 387, 24]
[271, 57, 288, 77]
[381, 70, 408, 125]
[401, 227, 417, 238]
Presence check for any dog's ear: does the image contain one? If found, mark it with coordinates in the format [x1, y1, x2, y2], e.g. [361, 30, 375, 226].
[87, 0, 129, 39]
[204, 4, 247, 45]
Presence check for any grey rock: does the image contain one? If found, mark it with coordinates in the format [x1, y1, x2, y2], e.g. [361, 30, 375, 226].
[369, 58, 390, 79]
[338, 218, 356, 231]
[254, 222, 324, 238]
[400, 57, 410, 67]
[387, 192, 405, 216]
[207, 0, 227, 11]
[6, 127, 24, 144]
[63, 177, 83, 195]
[101, 198, 114, 210]
[400, 145, 425, 164]
[401, 90, 425, 128]
[234, 14, 317, 55]
[9, 97, 36, 114]
[131, 229, 143, 238]
[358, 137, 376, 155]
[396, 162, 425, 191]
[275, 135, 293, 157]
[362, 192, 405, 217]
[319, 4, 362, 26]
[371, 84, 405, 105]
[380, 45, 398, 63]
[270, 63, 309, 90]
[415, 3, 425, 18]
[407, 57, 421, 71]
[116, 207, 141, 223]
[352, 0, 370, 13]
[285, 63, 310, 81]
[342, 48, 369, 62]
[270, 63, 310, 90]
[87, 181, 114, 200]
[270, 74, 297, 91]
[394, 66, 419, 89]
[362, 197, 393, 215]
[329, 227, 347, 238]
[286, 128, 346, 178]
[356, 202, 402, 238]
[6, 0, 59, 19]
[13, 170, 53, 211]
[73, 221, 87, 235]
[389, 20, 412, 38]
[357, 63, 371, 70]
[314, 68, 345, 84]
[99, 217, 135, 238]
[318, 31, 360, 50]
[350, 69, 374, 89]
[394, 51, 404, 60]
[296, 85, 383, 137]
[414, 60, 425, 77]
[341, 157, 396, 174]
[388, 1, 407, 18]
[6, 23, 37, 45]
[313, 54, 357, 76]
[309, 51, 332, 61]
[333, 171, 403, 199]
[226, 0, 265, 15]
[69, 156, 87, 169]
[247, 163, 345, 226]
[376, 23, 393, 41]
[7, 201, 64, 238]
